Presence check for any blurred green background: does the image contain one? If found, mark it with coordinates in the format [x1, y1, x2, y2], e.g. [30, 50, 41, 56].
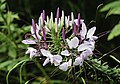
[0, 0, 120, 84]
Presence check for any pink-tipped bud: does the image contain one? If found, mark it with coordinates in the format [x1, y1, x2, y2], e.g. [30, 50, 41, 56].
[42, 27, 46, 41]
[42, 10, 45, 21]
[32, 19, 36, 33]
[78, 13, 80, 28]
[42, 27, 48, 49]
[56, 7, 59, 24]
[62, 27, 65, 41]
[73, 22, 77, 35]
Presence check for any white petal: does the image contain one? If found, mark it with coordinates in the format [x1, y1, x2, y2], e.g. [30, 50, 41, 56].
[38, 16, 41, 27]
[59, 62, 68, 71]
[78, 43, 89, 51]
[30, 51, 36, 58]
[61, 50, 70, 56]
[43, 58, 50, 66]
[91, 36, 98, 40]
[53, 55, 62, 66]
[66, 39, 72, 49]
[36, 30, 41, 40]
[25, 49, 30, 54]
[80, 49, 93, 60]
[73, 57, 83, 66]
[68, 59, 72, 66]
[25, 47, 37, 58]
[74, 19, 78, 25]
[71, 12, 74, 23]
[80, 22, 87, 40]
[84, 41, 95, 51]
[87, 27, 96, 39]
[53, 55, 62, 63]
[66, 37, 79, 49]
[54, 62, 60, 66]
[71, 37, 79, 48]
[31, 26, 34, 35]
[55, 18, 57, 32]
[69, 19, 84, 26]
[48, 53, 54, 63]
[45, 26, 50, 33]
[22, 39, 36, 44]
[65, 16, 70, 28]
[36, 24, 40, 31]
[40, 49, 51, 57]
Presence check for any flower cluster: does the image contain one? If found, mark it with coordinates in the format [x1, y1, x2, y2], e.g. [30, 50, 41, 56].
[22, 8, 98, 71]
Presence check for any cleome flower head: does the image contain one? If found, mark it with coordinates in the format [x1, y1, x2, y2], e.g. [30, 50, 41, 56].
[22, 8, 98, 71]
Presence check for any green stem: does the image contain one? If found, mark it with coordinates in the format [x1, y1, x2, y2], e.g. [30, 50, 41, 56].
[33, 59, 49, 81]
[19, 62, 26, 84]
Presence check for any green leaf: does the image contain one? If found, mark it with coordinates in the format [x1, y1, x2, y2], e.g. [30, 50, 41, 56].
[8, 46, 17, 58]
[6, 58, 30, 84]
[106, 7, 120, 16]
[0, 42, 7, 52]
[0, 32, 7, 41]
[7, 61, 18, 70]
[0, 2, 6, 10]
[0, 57, 28, 69]
[100, 1, 120, 12]
[1, 0, 6, 3]
[0, 32, 17, 48]
[108, 23, 120, 40]
[0, 60, 13, 69]
[6, 11, 19, 25]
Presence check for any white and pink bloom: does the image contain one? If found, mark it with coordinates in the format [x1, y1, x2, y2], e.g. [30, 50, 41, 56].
[25, 47, 37, 58]
[22, 8, 98, 72]
[40, 49, 62, 66]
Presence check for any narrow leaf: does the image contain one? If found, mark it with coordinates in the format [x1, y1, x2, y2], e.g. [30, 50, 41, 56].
[100, 1, 120, 12]
[6, 59, 30, 84]
[108, 23, 120, 40]
[106, 7, 120, 16]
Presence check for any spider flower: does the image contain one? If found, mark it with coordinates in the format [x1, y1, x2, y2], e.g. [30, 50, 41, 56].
[22, 8, 98, 72]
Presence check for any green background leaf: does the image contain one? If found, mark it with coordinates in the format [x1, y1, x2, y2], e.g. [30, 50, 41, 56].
[108, 23, 120, 40]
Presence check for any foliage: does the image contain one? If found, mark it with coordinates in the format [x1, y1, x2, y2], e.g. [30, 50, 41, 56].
[0, 0, 30, 83]
[100, 0, 120, 40]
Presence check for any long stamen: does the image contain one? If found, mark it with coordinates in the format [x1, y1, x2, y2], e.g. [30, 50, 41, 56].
[32, 19, 36, 33]
[73, 22, 77, 35]
[62, 27, 65, 41]
[42, 27, 48, 49]
[56, 7, 59, 24]
[42, 10, 45, 21]
[78, 13, 80, 28]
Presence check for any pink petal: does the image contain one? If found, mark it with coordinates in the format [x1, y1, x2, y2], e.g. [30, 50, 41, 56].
[22, 39, 36, 44]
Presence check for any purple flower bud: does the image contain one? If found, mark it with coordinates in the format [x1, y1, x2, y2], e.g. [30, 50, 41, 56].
[62, 27, 65, 40]
[42, 10, 45, 21]
[56, 7, 59, 24]
[42, 27, 46, 41]
[73, 22, 77, 35]
[78, 13, 81, 28]
[42, 27, 48, 49]
[32, 19, 36, 33]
